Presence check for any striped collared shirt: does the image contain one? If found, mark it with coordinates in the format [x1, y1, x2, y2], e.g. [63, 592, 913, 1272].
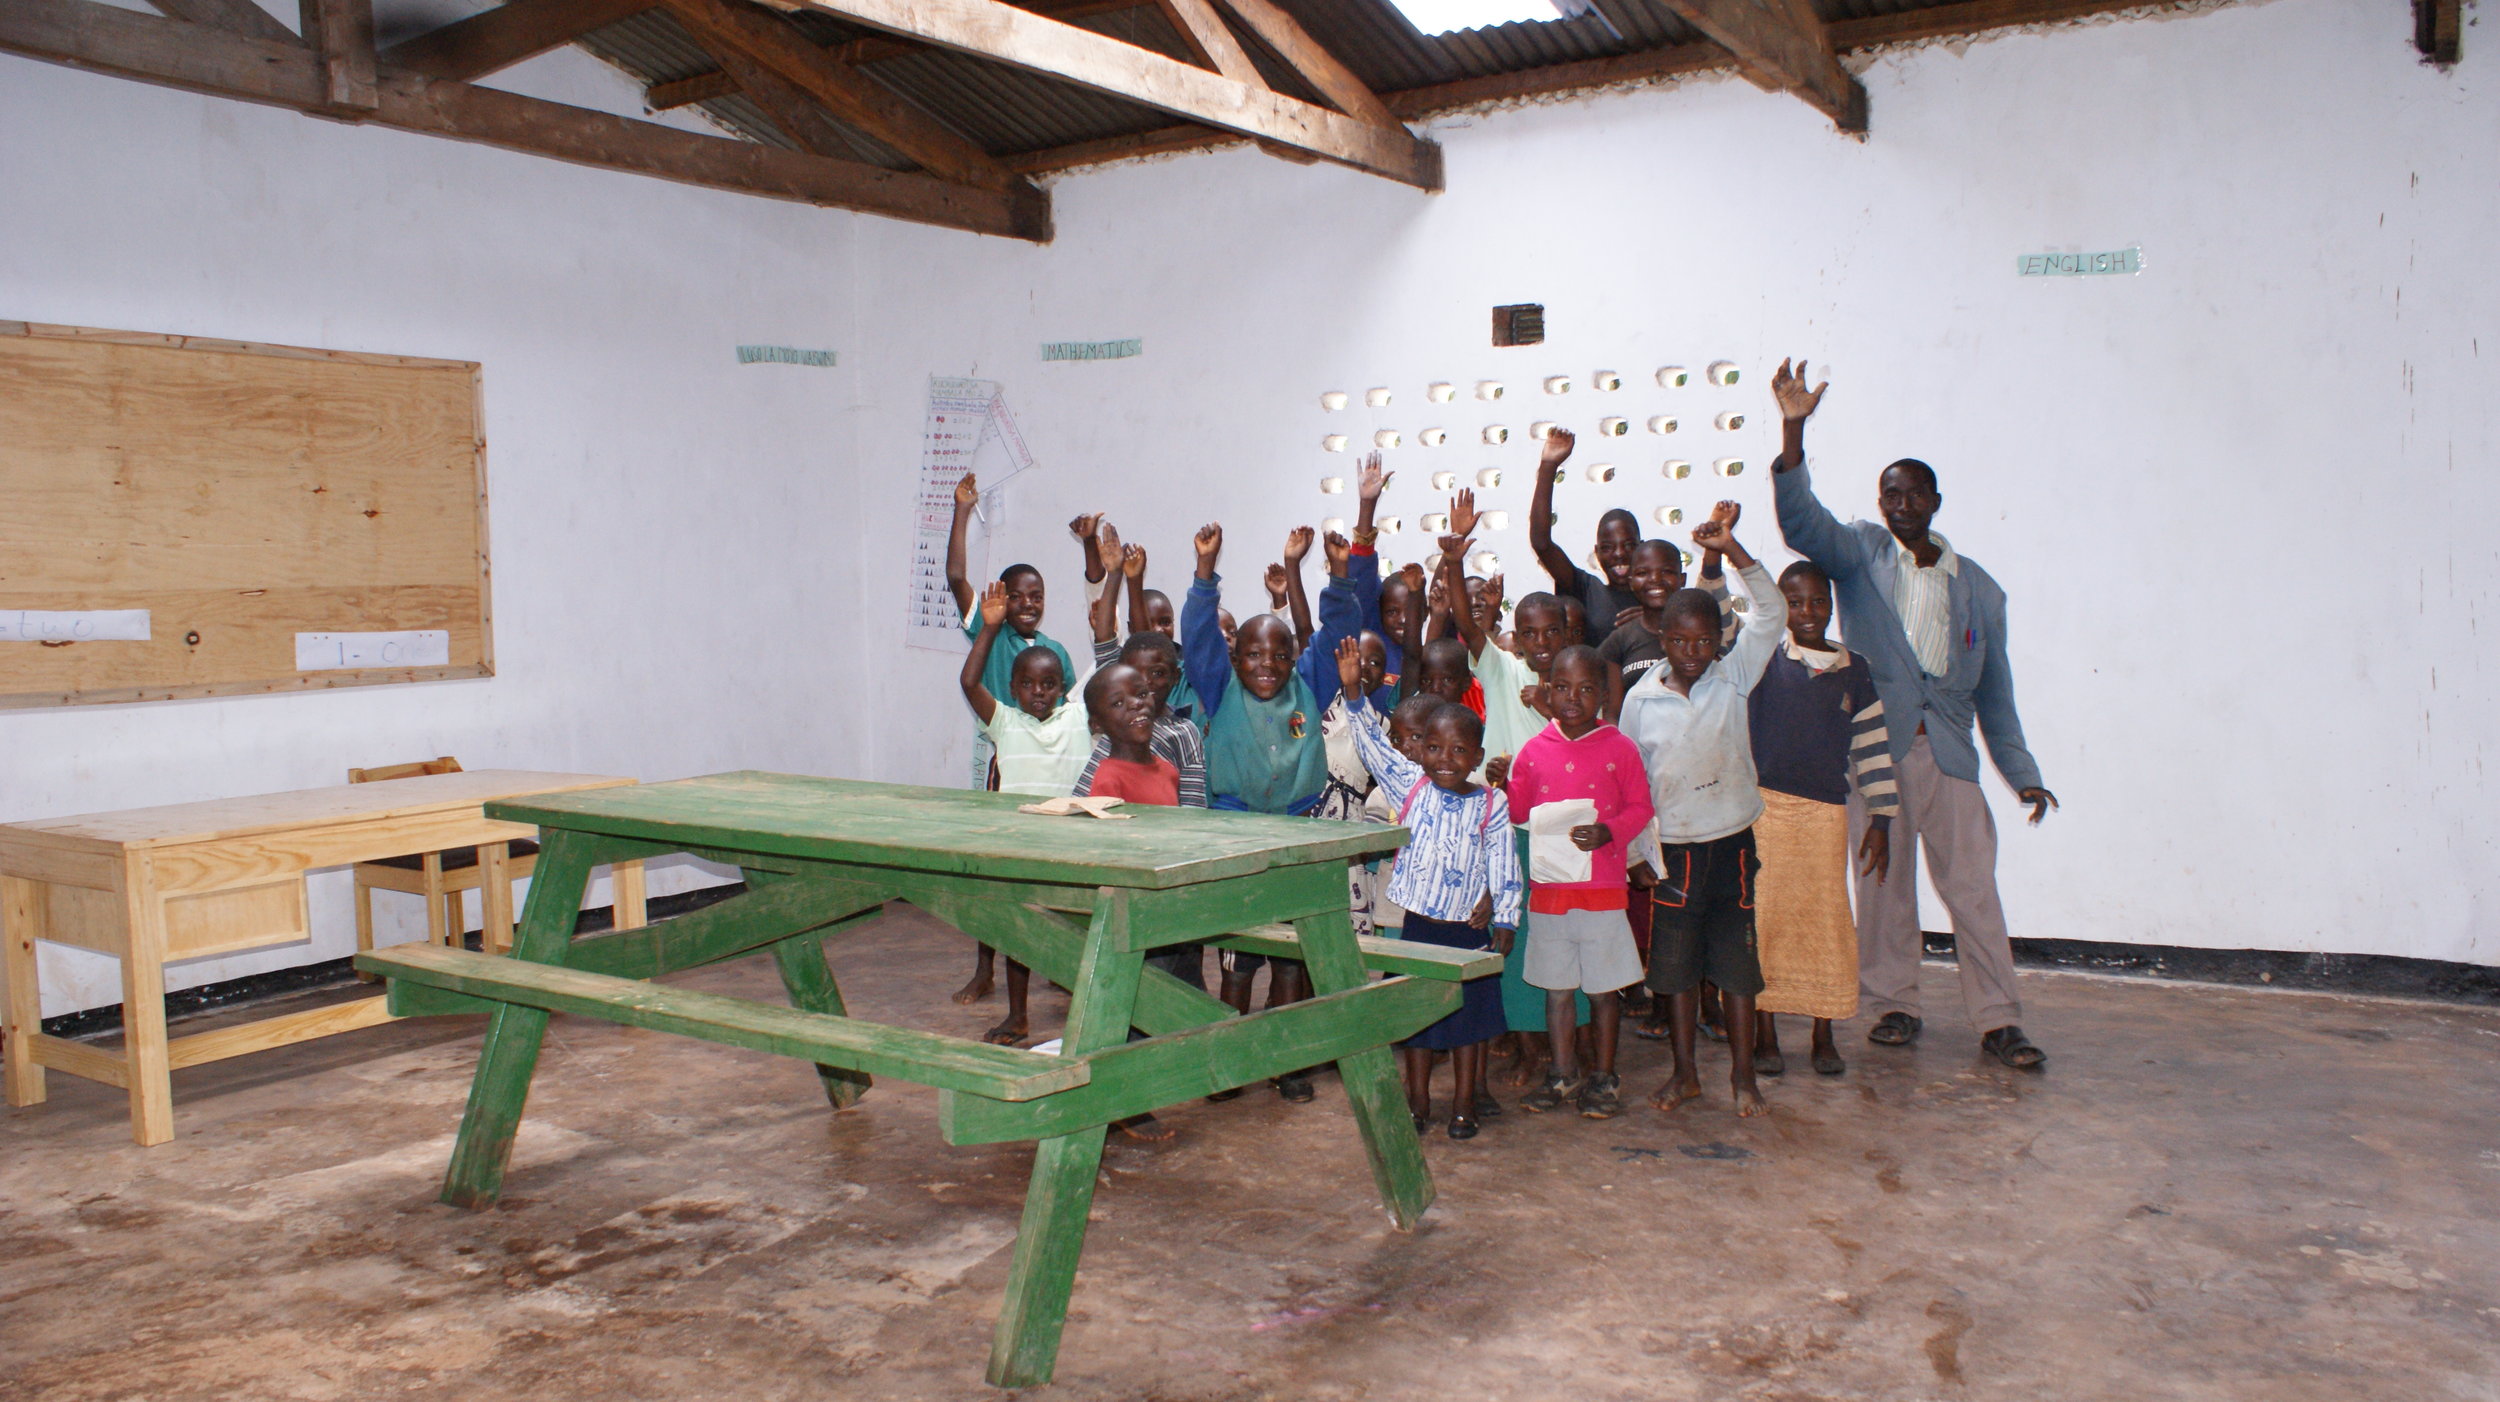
[1893, 532, 1959, 677]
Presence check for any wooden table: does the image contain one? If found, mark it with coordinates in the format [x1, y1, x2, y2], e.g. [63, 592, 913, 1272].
[0, 769, 646, 1146]
[355, 772, 1490, 1388]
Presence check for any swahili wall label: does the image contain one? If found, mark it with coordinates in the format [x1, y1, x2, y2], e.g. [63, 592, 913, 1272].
[1041, 339, 1142, 361]
[296, 630, 451, 670]
[2017, 248, 2143, 277]
[737, 344, 838, 366]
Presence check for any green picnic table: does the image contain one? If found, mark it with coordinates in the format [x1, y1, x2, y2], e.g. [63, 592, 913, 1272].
[354, 772, 1496, 1387]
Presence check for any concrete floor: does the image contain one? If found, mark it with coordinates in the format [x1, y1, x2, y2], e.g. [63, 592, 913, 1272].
[5, 904, 2497, 1402]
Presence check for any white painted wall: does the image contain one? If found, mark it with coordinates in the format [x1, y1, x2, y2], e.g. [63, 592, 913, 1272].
[0, 52, 944, 1015]
[4, 0, 2492, 1022]
[846, 0, 2499, 967]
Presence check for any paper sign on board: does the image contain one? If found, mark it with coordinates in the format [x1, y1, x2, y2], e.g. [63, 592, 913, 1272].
[0, 609, 152, 641]
[295, 631, 451, 670]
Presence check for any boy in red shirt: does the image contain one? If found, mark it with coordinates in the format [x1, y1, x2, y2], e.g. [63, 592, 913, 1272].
[1503, 644, 1655, 1118]
[1085, 662, 1181, 806]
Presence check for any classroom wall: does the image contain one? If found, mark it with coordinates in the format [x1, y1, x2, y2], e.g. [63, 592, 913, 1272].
[844, 0, 2500, 967]
[0, 44, 929, 1016]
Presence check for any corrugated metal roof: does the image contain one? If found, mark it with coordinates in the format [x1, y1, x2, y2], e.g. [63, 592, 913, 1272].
[552, 0, 2075, 174]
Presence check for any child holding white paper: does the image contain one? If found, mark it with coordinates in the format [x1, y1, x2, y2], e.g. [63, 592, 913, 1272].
[1499, 645, 1654, 1118]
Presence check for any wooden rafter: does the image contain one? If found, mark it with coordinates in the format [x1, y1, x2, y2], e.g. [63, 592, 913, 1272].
[380, 0, 657, 81]
[660, 0, 1028, 192]
[1012, 0, 2197, 175]
[1151, 0, 1258, 84]
[761, 0, 1440, 188]
[1653, 0, 1864, 132]
[143, 0, 297, 45]
[704, 40, 860, 153]
[1211, 0, 1395, 126]
[299, 0, 376, 110]
[0, 0, 1048, 238]
[647, 67, 739, 106]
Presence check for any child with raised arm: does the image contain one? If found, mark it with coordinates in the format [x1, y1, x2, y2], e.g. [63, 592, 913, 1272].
[960, 580, 1090, 1046]
[1074, 525, 1208, 809]
[1182, 522, 1332, 1103]
[1505, 644, 1654, 1120]
[1337, 638, 1521, 1141]
[1617, 514, 1789, 1117]
[1748, 560, 1898, 1077]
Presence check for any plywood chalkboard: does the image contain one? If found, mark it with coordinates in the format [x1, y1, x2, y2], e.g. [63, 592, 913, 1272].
[0, 322, 492, 708]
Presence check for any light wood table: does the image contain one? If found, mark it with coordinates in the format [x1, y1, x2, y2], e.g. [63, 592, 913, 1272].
[0, 769, 645, 1146]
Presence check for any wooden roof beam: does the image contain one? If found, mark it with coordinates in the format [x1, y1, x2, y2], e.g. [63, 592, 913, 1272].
[1654, 0, 1865, 133]
[1212, 0, 1395, 126]
[0, 0, 1048, 239]
[764, 0, 1440, 188]
[661, 0, 1031, 192]
[381, 0, 658, 82]
[143, 0, 298, 45]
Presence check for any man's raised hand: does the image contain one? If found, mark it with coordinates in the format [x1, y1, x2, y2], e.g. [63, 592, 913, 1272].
[1771, 358, 1828, 423]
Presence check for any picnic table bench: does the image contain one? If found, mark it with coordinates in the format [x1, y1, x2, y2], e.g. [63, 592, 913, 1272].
[356, 771, 1495, 1387]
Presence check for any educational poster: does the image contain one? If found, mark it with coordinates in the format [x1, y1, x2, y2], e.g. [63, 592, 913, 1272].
[906, 375, 1037, 652]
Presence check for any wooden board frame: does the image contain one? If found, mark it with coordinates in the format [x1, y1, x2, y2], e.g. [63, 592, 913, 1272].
[0, 319, 494, 708]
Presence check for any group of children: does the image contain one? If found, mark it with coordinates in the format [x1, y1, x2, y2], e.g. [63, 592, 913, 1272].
[944, 376, 1900, 1141]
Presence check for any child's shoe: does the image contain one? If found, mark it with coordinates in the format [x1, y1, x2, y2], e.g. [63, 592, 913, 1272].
[1576, 1071, 1623, 1119]
[1519, 1071, 1580, 1113]
[1272, 1071, 1316, 1103]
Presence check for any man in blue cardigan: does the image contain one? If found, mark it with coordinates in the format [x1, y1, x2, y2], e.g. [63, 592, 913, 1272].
[1768, 360, 2056, 1071]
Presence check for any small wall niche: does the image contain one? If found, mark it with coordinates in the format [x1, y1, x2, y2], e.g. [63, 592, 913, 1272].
[1491, 304, 1545, 347]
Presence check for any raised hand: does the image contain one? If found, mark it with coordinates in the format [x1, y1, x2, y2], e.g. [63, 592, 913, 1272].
[1359, 452, 1392, 502]
[1284, 525, 1314, 564]
[1194, 522, 1223, 578]
[979, 579, 1009, 628]
[1264, 563, 1290, 606]
[1398, 562, 1427, 594]
[1711, 499, 1741, 532]
[1771, 357, 1828, 423]
[1123, 543, 1146, 579]
[1540, 424, 1576, 469]
[1068, 512, 1103, 543]
[954, 473, 980, 509]
[1449, 487, 1479, 539]
[1323, 530, 1352, 573]
[2019, 787, 2060, 826]
[1335, 635, 1365, 692]
[1484, 573, 1505, 612]
[1522, 683, 1553, 719]
[1691, 518, 1732, 555]
[1095, 520, 1125, 575]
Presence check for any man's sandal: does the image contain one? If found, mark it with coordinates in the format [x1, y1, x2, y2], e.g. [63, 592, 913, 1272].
[1981, 1025, 2047, 1071]
[1867, 1012, 1922, 1046]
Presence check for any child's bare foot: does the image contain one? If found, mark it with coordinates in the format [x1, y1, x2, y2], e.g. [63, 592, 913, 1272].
[1733, 1082, 1770, 1117]
[981, 1018, 1028, 1046]
[1649, 1076, 1702, 1112]
[952, 971, 994, 1004]
[1114, 1113, 1174, 1141]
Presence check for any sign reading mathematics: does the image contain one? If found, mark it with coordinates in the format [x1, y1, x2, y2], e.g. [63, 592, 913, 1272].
[2017, 248, 2143, 277]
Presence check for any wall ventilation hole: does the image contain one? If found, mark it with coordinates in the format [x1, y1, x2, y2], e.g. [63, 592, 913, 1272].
[1476, 380, 1505, 401]
[1586, 463, 1616, 484]
[1481, 510, 1510, 531]
[1378, 515, 1403, 535]
[1599, 417, 1628, 437]
[1476, 468, 1503, 488]
[1529, 421, 1556, 441]
[1422, 512, 1451, 534]
[1469, 550, 1501, 575]
[1707, 361, 1740, 387]
[1483, 426, 1510, 445]
[1322, 516, 1347, 535]
[1365, 386, 1393, 408]
[1593, 370, 1622, 392]
[1420, 427, 1448, 447]
[1714, 457, 1745, 477]
[1431, 471, 1459, 491]
[1323, 434, 1349, 452]
[1428, 382, 1457, 403]
[1320, 476, 1346, 494]
[1321, 390, 1349, 411]
[1375, 430, 1402, 449]
[1544, 375, 1572, 395]
[1715, 411, 1745, 432]
[1657, 366, 1689, 389]
[1655, 505, 1683, 526]
[1491, 303, 1545, 347]
[1664, 459, 1693, 480]
[1648, 415, 1679, 435]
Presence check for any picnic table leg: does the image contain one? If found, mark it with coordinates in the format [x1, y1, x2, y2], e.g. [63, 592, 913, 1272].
[768, 923, 873, 1110]
[1294, 906, 1436, 1229]
[986, 889, 1142, 1389]
[439, 831, 597, 1209]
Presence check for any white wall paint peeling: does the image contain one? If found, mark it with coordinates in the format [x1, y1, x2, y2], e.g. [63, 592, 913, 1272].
[0, 0, 2491, 1022]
